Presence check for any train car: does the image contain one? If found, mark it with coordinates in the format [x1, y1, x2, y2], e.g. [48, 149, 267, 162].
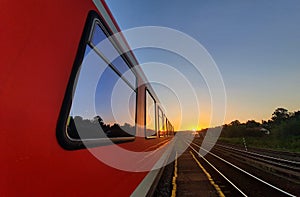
[0, 0, 175, 196]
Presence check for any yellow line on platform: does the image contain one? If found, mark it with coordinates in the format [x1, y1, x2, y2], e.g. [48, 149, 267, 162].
[190, 151, 225, 197]
[171, 152, 178, 197]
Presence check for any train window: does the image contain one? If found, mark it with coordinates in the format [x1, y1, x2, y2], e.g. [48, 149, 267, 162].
[111, 56, 136, 88]
[145, 89, 157, 138]
[158, 107, 164, 137]
[90, 22, 136, 88]
[67, 43, 136, 141]
[57, 12, 137, 149]
[163, 114, 167, 134]
[166, 119, 169, 136]
[166, 119, 173, 136]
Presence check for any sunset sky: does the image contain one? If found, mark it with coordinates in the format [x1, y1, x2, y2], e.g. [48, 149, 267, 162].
[106, 0, 300, 130]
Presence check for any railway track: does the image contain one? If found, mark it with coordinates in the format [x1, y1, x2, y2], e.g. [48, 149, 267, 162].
[211, 142, 300, 182]
[216, 142, 300, 163]
[170, 137, 299, 196]
[213, 143, 300, 169]
[187, 140, 300, 196]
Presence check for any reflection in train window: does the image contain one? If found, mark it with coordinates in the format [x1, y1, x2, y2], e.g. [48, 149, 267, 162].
[146, 89, 156, 138]
[163, 114, 167, 137]
[166, 119, 169, 137]
[90, 22, 136, 88]
[158, 107, 164, 137]
[111, 55, 136, 88]
[66, 19, 137, 141]
[166, 119, 171, 136]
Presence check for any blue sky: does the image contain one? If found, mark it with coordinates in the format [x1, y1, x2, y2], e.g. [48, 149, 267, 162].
[106, 0, 300, 128]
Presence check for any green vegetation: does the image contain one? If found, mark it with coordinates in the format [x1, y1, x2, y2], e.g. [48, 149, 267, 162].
[218, 136, 300, 152]
[201, 108, 300, 152]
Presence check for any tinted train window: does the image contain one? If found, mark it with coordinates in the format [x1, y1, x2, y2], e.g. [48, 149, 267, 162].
[145, 89, 156, 138]
[163, 114, 167, 135]
[166, 119, 171, 136]
[158, 107, 164, 137]
[90, 23, 136, 88]
[66, 18, 136, 142]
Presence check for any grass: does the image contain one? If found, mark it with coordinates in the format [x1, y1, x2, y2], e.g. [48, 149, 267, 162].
[218, 136, 300, 153]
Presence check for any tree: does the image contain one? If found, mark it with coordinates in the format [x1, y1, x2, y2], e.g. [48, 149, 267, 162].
[246, 120, 260, 128]
[261, 120, 271, 130]
[74, 115, 83, 123]
[271, 108, 289, 123]
[229, 120, 241, 127]
[93, 115, 104, 126]
[293, 111, 300, 119]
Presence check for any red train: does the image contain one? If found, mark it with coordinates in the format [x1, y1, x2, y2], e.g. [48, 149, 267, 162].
[1, 0, 175, 196]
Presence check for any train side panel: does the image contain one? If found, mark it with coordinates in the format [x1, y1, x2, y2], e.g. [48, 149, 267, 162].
[0, 0, 152, 196]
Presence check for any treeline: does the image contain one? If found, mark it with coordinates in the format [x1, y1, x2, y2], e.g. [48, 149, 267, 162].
[269, 108, 300, 138]
[220, 120, 266, 138]
[68, 115, 135, 139]
[200, 108, 300, 138]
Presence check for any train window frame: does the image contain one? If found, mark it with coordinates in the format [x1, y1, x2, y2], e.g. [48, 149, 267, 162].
[145, 88, 157, 139]
[56, 11, 137, 150]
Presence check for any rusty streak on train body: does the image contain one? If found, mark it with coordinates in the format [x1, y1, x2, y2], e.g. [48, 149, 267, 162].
[0, 0, 175, 196]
